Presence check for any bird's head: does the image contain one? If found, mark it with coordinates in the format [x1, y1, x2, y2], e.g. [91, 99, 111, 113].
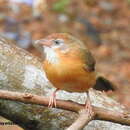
[34, 33, 85, 64]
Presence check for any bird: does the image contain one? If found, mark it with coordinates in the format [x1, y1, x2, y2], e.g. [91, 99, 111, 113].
[34, 33, 115, 113]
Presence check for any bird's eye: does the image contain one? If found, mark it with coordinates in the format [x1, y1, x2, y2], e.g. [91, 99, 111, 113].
[54, 39, 64, 45]
[54, 40, 60, 45]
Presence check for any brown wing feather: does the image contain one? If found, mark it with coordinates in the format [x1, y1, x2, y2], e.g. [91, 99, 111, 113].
[80, 48, 96, 72]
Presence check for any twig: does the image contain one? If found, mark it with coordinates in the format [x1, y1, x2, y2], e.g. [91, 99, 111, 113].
[66, 109, 95, 130]
[0, 89, 130, 127]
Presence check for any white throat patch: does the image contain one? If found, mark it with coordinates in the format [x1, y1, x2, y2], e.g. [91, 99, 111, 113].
[43, 46, 59, 64]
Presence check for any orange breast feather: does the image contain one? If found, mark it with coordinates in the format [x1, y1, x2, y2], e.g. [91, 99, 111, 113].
[43, 51, 96, 92]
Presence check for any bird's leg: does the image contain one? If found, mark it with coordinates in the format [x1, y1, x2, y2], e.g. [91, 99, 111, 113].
[48, 88, 59, 108]
[85, 92, 93, 115]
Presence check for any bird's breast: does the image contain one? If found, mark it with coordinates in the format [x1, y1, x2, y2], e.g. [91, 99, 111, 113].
[43, 54, 96, 92]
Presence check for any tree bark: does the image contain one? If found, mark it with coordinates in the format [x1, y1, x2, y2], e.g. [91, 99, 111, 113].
[0, 89, 130, 127]
[0, 37, 130, 130]
[0, 37, 75, 130]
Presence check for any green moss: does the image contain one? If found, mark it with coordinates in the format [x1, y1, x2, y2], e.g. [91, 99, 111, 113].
[128, 0, 130, 4]
[52, 0, 70, 13]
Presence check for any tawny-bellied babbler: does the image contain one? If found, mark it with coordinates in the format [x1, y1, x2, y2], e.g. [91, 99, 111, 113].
[34, 33, 115, 112]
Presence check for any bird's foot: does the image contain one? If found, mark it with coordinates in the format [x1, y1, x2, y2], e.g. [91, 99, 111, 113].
[48, 88, 59, 108]
[48, 92, 57, 108]
[85, 99, 93, 116]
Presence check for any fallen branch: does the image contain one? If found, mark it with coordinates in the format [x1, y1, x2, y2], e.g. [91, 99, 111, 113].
[0, 89, 130, 128]
[66, 109, 95, 130]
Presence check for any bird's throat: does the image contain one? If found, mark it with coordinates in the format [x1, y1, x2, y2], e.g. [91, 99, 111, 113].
[43, 46, 59, 64]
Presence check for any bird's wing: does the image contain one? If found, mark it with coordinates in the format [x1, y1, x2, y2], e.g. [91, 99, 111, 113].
[80, 48, 96, 72]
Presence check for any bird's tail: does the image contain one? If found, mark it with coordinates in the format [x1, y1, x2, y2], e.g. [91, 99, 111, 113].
[93, 76, 117, 91]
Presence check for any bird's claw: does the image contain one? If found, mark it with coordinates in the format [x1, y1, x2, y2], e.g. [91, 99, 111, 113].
[48, 88, 59, 108]
[85, 99, 93, 116]
[48, 94, 57, 108]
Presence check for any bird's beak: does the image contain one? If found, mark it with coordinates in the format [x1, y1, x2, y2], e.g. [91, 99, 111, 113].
[34, 39, 52, 47]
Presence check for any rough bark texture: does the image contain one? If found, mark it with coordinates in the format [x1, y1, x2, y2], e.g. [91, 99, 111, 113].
[0, 37, 76, 130]
[0, 37, 130, 130]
